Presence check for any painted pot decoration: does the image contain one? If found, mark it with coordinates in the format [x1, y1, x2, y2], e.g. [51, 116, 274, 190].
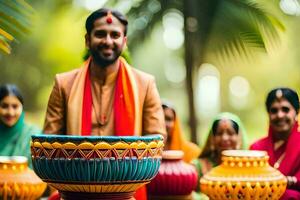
[30, 134, 164, 200]
[147, 150, 198, 200]
[0, 156, 46, 200]
[200, 150, 287, 200]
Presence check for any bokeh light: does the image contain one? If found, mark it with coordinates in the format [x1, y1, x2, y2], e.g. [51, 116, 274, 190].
[164, 57, 186, 83]
[73, 0, 107, 11]
[279, 0, 300, 16]
[162, 9, 184, 50]
[197, 63, 220, 118]
[229, 76, 251, 109]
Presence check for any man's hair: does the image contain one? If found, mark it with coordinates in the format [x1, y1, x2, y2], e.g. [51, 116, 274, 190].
[266, 87, 299, 114]
[85, 8, 128, 36]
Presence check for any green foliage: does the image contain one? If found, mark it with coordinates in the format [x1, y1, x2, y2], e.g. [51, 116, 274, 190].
[0, 0, 33, 54]
[206, 0, 285, 63]
[125, 0, 284, 65]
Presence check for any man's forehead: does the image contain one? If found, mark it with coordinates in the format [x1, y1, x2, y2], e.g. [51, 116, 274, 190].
[93, 15, 125, 30]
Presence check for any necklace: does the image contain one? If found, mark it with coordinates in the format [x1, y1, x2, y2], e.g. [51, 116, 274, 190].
[273, 140, 286, 169]
[274, 152, 285, 169]
[91, 80, 115, 126]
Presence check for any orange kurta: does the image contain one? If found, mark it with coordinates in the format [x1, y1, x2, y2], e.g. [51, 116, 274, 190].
[43, 58, 166, 137]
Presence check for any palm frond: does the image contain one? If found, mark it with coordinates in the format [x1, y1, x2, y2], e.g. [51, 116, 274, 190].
[108, 0, 283, 65]
[0, 0, 33, 54]
[0, 27, 13, 40]
[205, 0, 284, 63]
[0, 36, 11, 53]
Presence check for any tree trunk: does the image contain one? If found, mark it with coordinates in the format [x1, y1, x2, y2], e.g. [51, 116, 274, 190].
[184, 0, 219, 144]
[184, 0, 199, 144]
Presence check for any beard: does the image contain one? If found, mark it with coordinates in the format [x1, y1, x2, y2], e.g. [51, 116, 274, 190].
[89, 45, 122, 68]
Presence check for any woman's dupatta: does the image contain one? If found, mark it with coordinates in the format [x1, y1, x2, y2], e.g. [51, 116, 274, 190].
[251, 122, 300, 197]
[251, 122, 300, 176]
[0, 112, 25, 155]
[169, 116, 201, 163]
[0, 112, 39, 168]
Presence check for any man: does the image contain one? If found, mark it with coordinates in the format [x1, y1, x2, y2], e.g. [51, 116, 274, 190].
[44, 9, 165, 199]
[43, 8, 166, 139]
[250, 87, 300, 200]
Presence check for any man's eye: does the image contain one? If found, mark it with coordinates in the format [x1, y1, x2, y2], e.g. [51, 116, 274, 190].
[111, 32, 120, 39]
[270, 108, 278, 114]
[95, 31, 106, 38]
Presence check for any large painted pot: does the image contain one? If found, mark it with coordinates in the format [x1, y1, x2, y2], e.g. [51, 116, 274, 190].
[200, 150, 287, 200]
[147, 150, 198, 200]
[30, 134, 164, 200]
[0, 156, 46, 200]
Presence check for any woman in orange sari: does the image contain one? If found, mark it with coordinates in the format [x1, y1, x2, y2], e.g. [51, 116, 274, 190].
[162, 101, 201, 163]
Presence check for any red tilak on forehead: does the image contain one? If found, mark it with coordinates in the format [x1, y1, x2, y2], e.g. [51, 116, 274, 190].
[106, 11, 113, 24]
[219, 119, 231, 129]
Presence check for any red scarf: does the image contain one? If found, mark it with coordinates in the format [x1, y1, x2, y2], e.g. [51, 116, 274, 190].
[81, 58, 140, 136]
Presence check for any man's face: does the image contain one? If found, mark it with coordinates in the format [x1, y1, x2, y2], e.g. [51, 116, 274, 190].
[86, 15, 127, 67]
[268, 99, 297, 137]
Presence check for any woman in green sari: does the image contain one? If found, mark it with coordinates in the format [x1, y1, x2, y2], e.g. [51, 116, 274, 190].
[0, 84, 41, 167]
[192, 112, 248, 199]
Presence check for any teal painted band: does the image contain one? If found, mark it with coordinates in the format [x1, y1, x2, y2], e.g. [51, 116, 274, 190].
[32, 157, 161, 182]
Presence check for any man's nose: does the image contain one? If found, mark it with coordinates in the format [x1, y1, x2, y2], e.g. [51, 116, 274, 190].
[104, 35, 113, 45]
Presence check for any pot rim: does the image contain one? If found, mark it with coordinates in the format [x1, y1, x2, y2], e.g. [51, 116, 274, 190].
[0, 156, 28, 164]
[222, 150, 267, 158]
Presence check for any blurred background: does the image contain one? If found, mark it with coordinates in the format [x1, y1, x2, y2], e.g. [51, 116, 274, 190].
[1, 0, 299, 146]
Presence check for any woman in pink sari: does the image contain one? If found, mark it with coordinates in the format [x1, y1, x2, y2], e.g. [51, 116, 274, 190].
[250, 87, 300, 200]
